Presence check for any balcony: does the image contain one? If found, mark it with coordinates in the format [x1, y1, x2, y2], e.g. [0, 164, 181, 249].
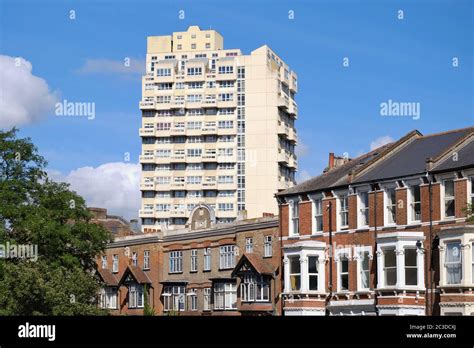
[202, 126, 217, 135]
[139, 209, 154, 218]
[139, 101, 155, 110]
[186, 183, 202, 191]
[215, 72, 237, 81]
[170, 127, 186, 136]
[171, 182, 186, 189]
[217, 99, 237, 108]
[217, 127, 236, 136]
[288, 128, 297, 143]
[202, 181, 217, 189]
[203, 98, 217, 108]
[278, 149, 290, 164]
[277, 94, 289, 110]
[217, 182, 236, 190]
[288, 156, 297, 169]
[170, 154, 186, 163]
[289, 73, 298, 93]
[289, 102, 298, 118]
[170, 210, 187, 217]
[140, 181, 156, 190]
[280, 66, 290, 86]
[170, 100, 185, 109]
[139, 154, 155, 163]
[139, 128, 156, 137]
[277, 122, 288, 137]
[202, 154, 217, 162]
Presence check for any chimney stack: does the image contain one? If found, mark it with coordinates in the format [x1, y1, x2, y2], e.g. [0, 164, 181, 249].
[328, 152, 335, 169]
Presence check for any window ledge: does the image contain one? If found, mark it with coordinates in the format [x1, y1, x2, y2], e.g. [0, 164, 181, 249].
[376, 286, 425, 292]
[438, 284, 474, 289]
[355, 228, 369, 233]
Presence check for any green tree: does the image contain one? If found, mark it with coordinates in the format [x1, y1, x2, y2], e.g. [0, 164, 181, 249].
[0, 128, 113, 315]
[465, 203, 474, 223]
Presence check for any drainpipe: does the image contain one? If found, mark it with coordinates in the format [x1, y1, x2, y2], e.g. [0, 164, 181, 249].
[275, 194, 284, 316]
[373, 183, 379, 316]
[426, 171, 433, 316]
[326, 200, 333, 316]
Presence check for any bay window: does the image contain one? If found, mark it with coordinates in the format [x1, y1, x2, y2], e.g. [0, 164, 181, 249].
[100, 288, 117, 309]
[383, 248, 397, 286]
[289, 256, 301, 291]
[377, 232, 425, 289]
[241, 274, 270, 302]
[308, 256, 319, 291]
[445, 241, 462, 284]
[404, 248, 418, 286]
[359, 251, 370, 290]
[128, 284, 144, 308]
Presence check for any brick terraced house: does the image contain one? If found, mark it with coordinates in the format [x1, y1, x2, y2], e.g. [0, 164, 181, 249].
[97, 207, 281, 315]
[277, 127, 474, 316]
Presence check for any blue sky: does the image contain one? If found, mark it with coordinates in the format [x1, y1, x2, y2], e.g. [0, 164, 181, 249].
[1, 0, 473, 180]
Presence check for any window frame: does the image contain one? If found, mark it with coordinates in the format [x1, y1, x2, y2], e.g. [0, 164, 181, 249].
[219, 245, 236, 270]
[443, 179, 456, 219]
[191, 249, 198, 273]
[169, 251, 183, 274]
[143, 250, 150, 270]
[264, 236, 273, 257]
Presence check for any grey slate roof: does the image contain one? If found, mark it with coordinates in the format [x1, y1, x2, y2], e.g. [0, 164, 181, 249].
[432, 138, 474, 172]
[276, 144, 392, 197]
[353, 128, 473, 183]
[278, 127, 474, 198]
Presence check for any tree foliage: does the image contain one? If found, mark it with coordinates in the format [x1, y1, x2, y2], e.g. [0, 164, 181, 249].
[0, 128, 112, 315]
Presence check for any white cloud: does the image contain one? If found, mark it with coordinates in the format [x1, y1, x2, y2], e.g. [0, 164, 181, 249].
[49, 162, 141, 220]
[296, 169, 312, 183]
[77, 58, 145, 75]
[0, 55, 58, 129]
[370, 135, 394, 151]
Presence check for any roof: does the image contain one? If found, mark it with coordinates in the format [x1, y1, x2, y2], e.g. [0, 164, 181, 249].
[97, 268, 119, 286]
[277, 145, 391, 197]
[432, 137, 474, 172]
[231, 253, 276, 277]
[278, 126, 474, 198]
[160, 280, 188, 284]
[353, 127, 473, 183]
[119, 265, 152, 285]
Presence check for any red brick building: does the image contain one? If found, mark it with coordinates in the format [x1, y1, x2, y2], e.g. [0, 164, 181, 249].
[277, 127, 474, 316]
[97, 207, 281, 316]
